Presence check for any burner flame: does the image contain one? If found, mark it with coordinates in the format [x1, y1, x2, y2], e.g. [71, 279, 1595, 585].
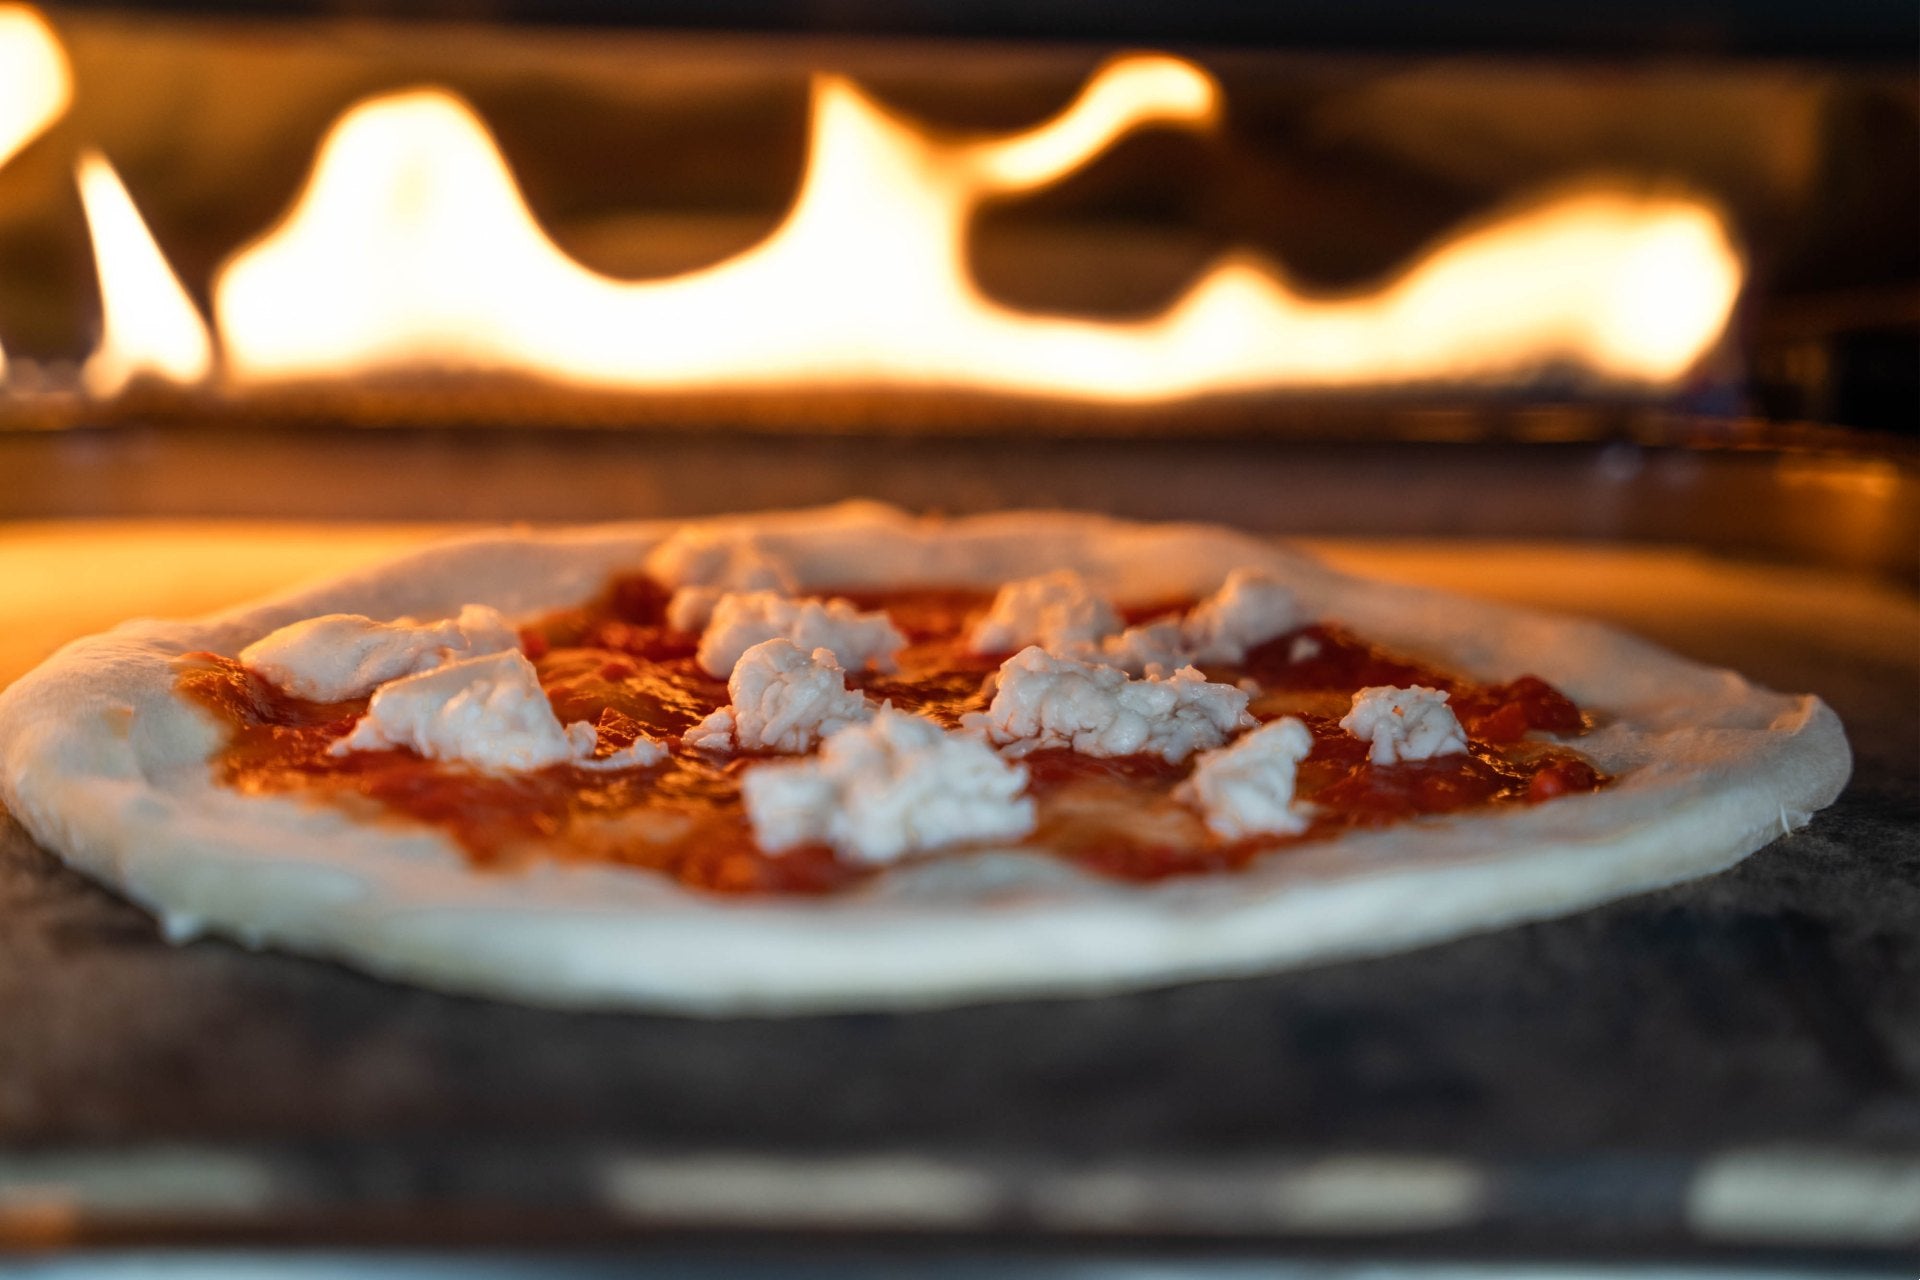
[49, 48, 1743, 403]
[213, 58, 1235, 394]
[77, 151, 215, 397]
[0, 4, 65, 172]
[0, 3, 71, 380]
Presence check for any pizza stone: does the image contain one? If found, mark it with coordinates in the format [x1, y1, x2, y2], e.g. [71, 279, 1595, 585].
[0, 503, 1850, 1014]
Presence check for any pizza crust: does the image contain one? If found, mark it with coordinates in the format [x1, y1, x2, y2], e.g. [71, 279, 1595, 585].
[0, 502, 1851, 1014]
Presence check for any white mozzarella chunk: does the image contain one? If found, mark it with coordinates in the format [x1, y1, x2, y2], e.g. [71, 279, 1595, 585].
[1340, 685, 1469, 765]
[664, 587, 725, 635]
[968, 570, 1121, 654]
[1084, 620, 1189, 678]
[966, 647, 1253, 763]
[1181, 568, 1306, 664]
[741, 709, 1035, 865]
[696, 591, 906, 679]
[648, 528, 801, 633]
[1023, 568, 1303, 677]
[331, 650, 666, 772]
[1175, 716, 1316, 839]
[1288, 634, 1323, 663]
[578, 735, 674, 772]
[678, 710, 736, 754]
[332, 651, 577, 769]
[644, 527, 798, 594]
[682, 639, 874, 755]
[240, 604, 519, 702]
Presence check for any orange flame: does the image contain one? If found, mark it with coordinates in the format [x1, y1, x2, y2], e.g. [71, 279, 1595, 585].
[0, 4, 65, 172]
[32, 52, 1719, 403]
[77, 150, 215, 396]
[213, 55, 1741, 400]
[0, 3, 71, 382]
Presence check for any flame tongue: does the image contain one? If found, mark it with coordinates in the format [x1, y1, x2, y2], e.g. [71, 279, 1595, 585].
[0, 4, 66, 172]
[0, 3, 71, 381]
[212, 58, 1231, 393]
[212, 55, 1742, 399]
[77, 151, 215, 397]
[0, 26, 1742, 404]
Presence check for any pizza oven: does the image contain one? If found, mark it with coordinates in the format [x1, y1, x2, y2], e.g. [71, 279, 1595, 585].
[0, 0, 1915, 1270]
[0, 0, 1914, 560]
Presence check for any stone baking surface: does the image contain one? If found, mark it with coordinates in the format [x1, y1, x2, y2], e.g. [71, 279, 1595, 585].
[0, 531, 1912, 1250]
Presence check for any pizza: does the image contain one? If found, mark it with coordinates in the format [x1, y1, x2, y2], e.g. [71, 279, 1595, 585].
[0, 503, 1849, 1014]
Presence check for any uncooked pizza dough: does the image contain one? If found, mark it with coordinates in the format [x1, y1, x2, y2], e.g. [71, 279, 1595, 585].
[0, 503, 1850, 1014]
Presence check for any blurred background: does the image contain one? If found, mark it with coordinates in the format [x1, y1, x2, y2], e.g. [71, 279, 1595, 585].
[0, 0, 1912, 427]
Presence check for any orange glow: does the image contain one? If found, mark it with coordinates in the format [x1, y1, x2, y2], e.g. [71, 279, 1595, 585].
[77, 151, 215, 396]
[0, 4, 71, 383]
[0, 4, 65, 172]
[193, 54, 1740, 400]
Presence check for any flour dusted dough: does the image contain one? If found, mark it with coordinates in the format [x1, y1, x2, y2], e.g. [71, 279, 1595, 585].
[0, 503, 1851, 1014]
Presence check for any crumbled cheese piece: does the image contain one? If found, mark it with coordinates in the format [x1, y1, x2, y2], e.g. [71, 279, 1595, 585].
[647, 528, 802, 632]
[741, 709, 1035, 865]
[1340, 685, 1469, 765]
[696, 591, 906, 679]
[1085, 620, 1189, 678]
[679, 711, 735, 754]
[968, 570, 1121, 654]
[581, 736, 673, 772]
[331, 651, 667, 772]
[966, 646, 1253, 763]
[1175, 717, 1316, 839]
[665, 588, 725, 635]
[682, 639, 873, 755]
[240, 604, 518, 702]
[1182, 568, 1305, 663]
[1288, 634, 1323, 664]
[1026, 569, 1304, 677]
[645, 527, 798, 594]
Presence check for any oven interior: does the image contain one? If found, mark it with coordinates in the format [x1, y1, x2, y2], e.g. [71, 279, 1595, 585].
[0, 1, 1915, 1265]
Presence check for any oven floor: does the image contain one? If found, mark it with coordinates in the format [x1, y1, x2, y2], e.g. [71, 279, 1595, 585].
[0, 522, 1914, 1259]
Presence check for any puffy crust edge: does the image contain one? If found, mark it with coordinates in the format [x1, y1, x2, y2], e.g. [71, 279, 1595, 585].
[0, 501, 1851, 1014]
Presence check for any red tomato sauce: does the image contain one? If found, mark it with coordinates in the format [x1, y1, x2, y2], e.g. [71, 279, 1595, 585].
[179, 575, 1605, 895]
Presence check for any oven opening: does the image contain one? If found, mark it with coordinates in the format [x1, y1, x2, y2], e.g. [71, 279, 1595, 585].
[0, 6, 1911, 429]
[0, 4, 1911, 580]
